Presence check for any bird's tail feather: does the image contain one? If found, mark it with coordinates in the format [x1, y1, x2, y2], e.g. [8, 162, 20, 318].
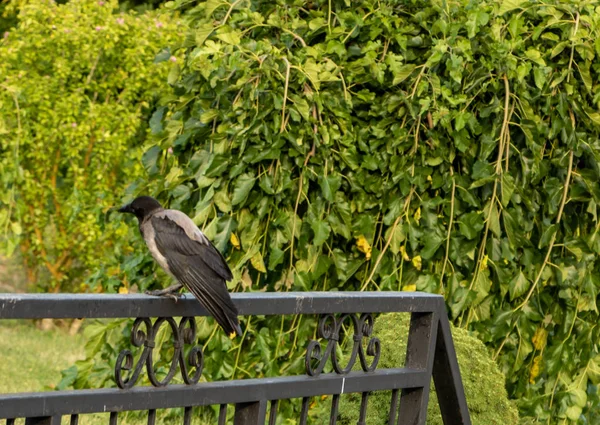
[183, 271, 242, 336]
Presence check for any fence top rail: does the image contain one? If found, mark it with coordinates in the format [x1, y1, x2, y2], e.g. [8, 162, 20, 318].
[0, 291, 443, 319]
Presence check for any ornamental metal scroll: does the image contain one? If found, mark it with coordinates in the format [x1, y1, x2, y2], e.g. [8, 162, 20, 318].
[115, 317, 203, 389]
[305, 313, 381, 377]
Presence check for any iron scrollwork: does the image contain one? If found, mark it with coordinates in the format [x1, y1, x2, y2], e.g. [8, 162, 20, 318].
[115, 317, 203, 389]
[305, 313, 381, 376]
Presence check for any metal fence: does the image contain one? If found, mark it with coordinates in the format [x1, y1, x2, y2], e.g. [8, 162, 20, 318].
[0, 292, 471, 425]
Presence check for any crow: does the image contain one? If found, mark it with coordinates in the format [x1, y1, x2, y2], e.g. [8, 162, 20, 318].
[118, 195, 242, 336]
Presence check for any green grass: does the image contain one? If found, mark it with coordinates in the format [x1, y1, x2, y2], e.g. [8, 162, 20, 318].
[0, 321, 220, 424]
[0, 320, 85, 393]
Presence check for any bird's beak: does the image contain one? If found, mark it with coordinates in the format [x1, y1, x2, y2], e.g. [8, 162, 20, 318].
[118, 203, 132, 213]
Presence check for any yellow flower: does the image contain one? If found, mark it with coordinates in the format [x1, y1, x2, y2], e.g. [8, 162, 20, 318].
[481, 254, 489, 271]
[230, 232, 241, 249]
[414, 207, 421, 224]
[412, 255, 422, 271]
[400, 245, 410, 261]
[356, 235, 372, 260]
[402, 284, 417, 292]
[532, 327, 548, 351]
[529, 355, 543, 383]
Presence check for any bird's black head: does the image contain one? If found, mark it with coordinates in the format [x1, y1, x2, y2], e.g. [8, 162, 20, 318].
[118, 196, 163, 221]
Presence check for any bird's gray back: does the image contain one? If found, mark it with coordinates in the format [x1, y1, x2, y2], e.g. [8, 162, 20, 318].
[153, 209, 210, 245]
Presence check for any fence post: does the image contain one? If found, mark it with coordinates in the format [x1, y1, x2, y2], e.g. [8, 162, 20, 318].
[432, 313, 471, 425]
[397, 312, 438, 425]
[233, 401, 267, 425]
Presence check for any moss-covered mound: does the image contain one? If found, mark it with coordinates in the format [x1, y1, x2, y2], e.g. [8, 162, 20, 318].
[319, 313, 519, 425]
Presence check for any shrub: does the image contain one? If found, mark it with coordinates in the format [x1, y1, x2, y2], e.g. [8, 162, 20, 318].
[316, 313, 519, 425]
[137, 0, 600, 421]
[0, 0, 183, 291]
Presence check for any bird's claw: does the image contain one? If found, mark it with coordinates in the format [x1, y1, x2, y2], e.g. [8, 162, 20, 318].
[145, 289, 183, 302]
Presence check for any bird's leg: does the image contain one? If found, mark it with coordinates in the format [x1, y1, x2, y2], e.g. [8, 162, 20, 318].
[145, 283, 184, 302]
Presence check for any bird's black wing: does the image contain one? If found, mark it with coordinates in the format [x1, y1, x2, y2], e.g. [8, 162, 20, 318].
[150, 214, 241, 336]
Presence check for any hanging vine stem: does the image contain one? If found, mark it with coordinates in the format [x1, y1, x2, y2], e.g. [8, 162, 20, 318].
[280, 57, 291, 133]
[463, 75, 511, 328]
[566, 12, 580, 84]
[221, 0, 243, 26]
[516, 149, 574, 310]
[495, 136, 575, 361]
[360, 187, 414, 291]
[440, 167, 455, 291]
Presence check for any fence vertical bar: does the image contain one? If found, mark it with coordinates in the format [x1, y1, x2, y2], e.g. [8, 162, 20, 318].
[233, 401, 267, 425]
[218, 404, 227, 425]
[183, 407, 192, 425]
[268, 400, 278, 425]
[432, 312, 472, 425]
[298, 397, 310, 425]
[357, 392, 369, 425]
[329, 394, 340, 425]
[387, 389, 399, 425]
[397, 311, 438, 425]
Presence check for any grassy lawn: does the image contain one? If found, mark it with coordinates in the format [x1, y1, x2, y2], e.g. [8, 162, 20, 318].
[0, 320, 85, 393]
[0, 321, 221, 424]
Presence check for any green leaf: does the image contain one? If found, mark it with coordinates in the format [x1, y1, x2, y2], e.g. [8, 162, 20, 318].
[459, 212, 484, 240]
[550, 41, 569, 58]
[584, 107, 600, 126]
[195, 22, 214, 46]
[154, 48, 172, 63]
[319, 175, 342, 202]
[268, 247, 285, 270]
[501, 174, 515, 207]
[421, 231, 444, 260]
[578, 63, 593, 92]
[216, 28, 241, 45]
[10, 221, 22, 236]
[487, 202, 501, 238]
[392, 64, 416, 86]
[232, 173, 256, 206]
[533, 67, 546, 89]
[385, 224, 405, 255]
[83, 322, 107, 357]
[497, 0, 527, 15]
[538, 224, 557, 249]
[214, 188, 232, 213]
[311, 220, 331, 247]
[149, 107, 166, 134]
[474, 271, 492, 304]
[213, 215, 237, 252]
[167, 64, 180, 85]
[251, 251, 267, 273]
[509, 270, 529, 301]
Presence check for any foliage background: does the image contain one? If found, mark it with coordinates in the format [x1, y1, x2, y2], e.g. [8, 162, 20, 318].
[131, 0, 600, 422]
[0, 0, 183, 291]
[2, 0, 600, 423]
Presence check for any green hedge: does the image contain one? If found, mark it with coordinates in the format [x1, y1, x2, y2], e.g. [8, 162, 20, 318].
[0, 0, 183, 291]
[135, 0, 600, 421]
[313, 313, 519, 424]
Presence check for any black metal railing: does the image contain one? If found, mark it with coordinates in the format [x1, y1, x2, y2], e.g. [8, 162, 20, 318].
[0, 292, 472, 425]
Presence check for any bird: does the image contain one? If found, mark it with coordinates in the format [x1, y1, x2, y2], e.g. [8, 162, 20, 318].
[118, 195, 242, 337]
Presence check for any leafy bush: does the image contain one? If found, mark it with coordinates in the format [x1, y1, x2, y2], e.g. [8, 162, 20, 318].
[134, 0, 600, 421]
[0, 0, 183, 291]
[313, 313, 519, 425]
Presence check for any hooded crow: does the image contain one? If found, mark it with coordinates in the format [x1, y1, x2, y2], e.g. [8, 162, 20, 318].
[118, 195, 242, 336]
